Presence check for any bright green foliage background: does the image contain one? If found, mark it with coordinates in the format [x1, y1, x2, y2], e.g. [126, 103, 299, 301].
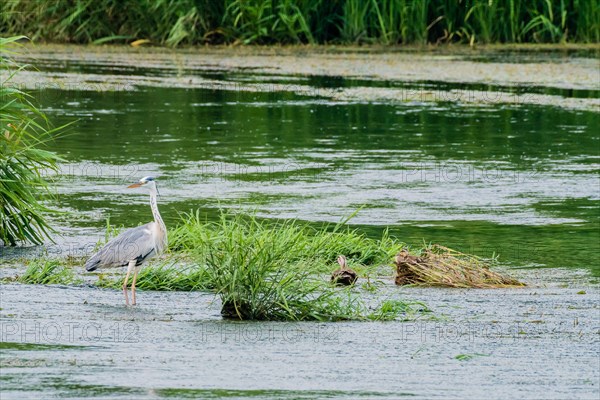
[1, 0, 598, 46]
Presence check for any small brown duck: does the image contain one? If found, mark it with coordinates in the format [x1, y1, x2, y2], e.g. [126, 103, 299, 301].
[331, 255, 358, 286]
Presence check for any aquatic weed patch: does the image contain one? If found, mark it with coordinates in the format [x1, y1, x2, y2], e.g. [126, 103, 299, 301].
[12, 259, 80, 285]
[175, 211, 427, 321]
[95, 261, 215, 292]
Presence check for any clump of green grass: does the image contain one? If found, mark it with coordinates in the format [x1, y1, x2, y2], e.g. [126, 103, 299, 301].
[174, 210, 419, 321]
[16, 259, 79, 285]
[188, 212, 357, 320]
[95, 262, 215, 291]
[171, 209, 400, 274]
[1, 36, 67, 245]
[367, 299, 431, 321]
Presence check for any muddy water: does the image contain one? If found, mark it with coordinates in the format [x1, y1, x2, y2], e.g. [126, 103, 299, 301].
[1, 45, 599, 398]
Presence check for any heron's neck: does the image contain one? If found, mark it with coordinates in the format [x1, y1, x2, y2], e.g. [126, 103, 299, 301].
[149, 189, 167, 239]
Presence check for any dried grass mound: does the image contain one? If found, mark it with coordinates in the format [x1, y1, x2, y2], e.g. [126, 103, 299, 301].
[394, 245, 524, 288]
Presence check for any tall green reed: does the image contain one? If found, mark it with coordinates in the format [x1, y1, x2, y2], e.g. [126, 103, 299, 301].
[1, 0, 596, 45]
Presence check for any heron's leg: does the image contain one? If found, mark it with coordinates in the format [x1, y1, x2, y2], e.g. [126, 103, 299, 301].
[131, 265, 141, 305]
[122, 260, 135, 306]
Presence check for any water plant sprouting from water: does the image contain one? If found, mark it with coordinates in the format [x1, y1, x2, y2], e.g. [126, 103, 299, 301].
[16, 259, 80, 285]
[169, 210, 430, 321]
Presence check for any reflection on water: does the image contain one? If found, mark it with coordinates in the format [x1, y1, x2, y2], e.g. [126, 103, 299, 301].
[14, 76, 600, 276]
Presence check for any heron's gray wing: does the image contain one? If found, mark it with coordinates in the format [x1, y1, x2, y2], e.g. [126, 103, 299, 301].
[85, 223, 155, 271]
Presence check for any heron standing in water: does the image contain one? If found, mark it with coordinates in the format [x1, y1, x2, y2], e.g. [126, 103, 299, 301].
[85, 176, 167, 305]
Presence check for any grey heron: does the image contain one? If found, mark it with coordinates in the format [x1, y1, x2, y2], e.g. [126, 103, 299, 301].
[85, 176, 167, 305]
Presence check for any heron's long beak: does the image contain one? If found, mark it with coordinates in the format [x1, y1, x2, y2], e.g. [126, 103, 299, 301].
[127, 183, 142, 188]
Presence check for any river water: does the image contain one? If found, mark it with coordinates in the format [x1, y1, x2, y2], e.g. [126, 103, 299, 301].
[1, 46, 599, 399]
[4, 47, 600, 275]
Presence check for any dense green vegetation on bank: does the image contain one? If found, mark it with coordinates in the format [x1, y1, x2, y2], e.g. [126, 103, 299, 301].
[2, 0, 598, 46]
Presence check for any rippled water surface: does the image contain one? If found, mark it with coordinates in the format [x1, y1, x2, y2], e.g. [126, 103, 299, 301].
[1, 48, 599, 399]
[27, 73, 600, 276]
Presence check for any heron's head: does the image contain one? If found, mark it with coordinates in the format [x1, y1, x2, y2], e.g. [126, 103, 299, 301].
[127, 176, 156, 190]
